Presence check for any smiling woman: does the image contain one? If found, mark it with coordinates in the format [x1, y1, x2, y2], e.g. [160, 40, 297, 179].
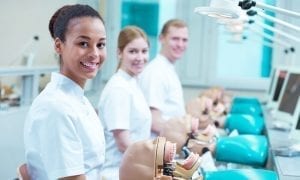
[23, 4, 107, 179]
[97, 26, 152, 179]
[50, 8, 107, 88]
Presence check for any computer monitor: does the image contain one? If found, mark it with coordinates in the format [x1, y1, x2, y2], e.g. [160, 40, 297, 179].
[271, 69, 300, 131]
[267, 67, 288, 109]
[278, 72, 300, 115]
[268, 68, 276, 95]
[289, 98, 300, 142]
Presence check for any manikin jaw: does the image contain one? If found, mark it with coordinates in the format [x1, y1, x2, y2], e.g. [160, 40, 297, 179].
[119, 137, 202, 180]
[185, 132, 217, 156]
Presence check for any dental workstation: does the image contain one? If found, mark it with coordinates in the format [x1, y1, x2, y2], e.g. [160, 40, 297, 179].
[1, 0, 300, 179]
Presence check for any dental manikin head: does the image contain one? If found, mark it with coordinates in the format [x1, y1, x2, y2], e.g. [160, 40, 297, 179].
[186, 87, 234, 129]
[119, 137, 202, 180]
[200, 87, 233, 115]
[160, 115, 217, 157]
[186, 95, 226, 129]
[186, 96, 214, 129]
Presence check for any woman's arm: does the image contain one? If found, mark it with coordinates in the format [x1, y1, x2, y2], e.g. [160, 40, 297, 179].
[112, 129, 131, 153]
[150, 107, 165, 135]
[59, 174, 86, 180]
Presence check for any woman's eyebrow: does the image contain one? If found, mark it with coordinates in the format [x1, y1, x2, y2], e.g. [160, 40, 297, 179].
[76, 35, 106, 41]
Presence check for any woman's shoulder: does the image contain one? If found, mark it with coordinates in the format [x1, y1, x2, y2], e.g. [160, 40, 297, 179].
[31, 87, 76, 115]
[104, 73, 133, 91]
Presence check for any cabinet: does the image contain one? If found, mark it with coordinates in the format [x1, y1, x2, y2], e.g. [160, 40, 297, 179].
[0, 66, 58, 106]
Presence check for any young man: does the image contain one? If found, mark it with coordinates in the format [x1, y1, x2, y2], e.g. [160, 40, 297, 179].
[139, 19, 189, 136]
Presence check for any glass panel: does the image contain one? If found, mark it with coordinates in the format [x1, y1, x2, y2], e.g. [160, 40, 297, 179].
[121, 0, 159, 59]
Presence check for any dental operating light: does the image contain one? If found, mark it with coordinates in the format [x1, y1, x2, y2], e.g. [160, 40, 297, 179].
[194, 0, 240, 19]
[223, 22, 295, 53]
[238, 0, 300, 18]
[195, 0, 300, 19]
[195, 0, 300, 32]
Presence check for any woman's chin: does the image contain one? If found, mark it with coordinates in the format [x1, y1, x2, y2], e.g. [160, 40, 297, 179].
[85, 72, 98, 79]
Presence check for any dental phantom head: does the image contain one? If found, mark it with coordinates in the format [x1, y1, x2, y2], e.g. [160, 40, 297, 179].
[200, 87, 233, 116]
[119, 137, 202, 180]
[160, 115, 217, 157]
[186, 96, 214, 129]
[186, 93, 229, 129]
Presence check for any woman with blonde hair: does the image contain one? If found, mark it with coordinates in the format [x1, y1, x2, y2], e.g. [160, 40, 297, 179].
[98, 26, 152, 179]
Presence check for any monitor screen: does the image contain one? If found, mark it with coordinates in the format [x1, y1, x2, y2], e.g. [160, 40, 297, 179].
[272, 70, 287, 101]
[278, 73, 300, 115]
[268, 68, 276, 95]
[296, 114, 300, 130]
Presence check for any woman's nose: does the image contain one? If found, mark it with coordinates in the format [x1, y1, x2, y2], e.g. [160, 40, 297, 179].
[90, 47, 100, 57]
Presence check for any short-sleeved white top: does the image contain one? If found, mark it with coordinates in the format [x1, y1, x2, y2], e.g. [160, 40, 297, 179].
[24, 72, 105, 180]
[139, 54, 186, 120]
[98, 69, 151, 180]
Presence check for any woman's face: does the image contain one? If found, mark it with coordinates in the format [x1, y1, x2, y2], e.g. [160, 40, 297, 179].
[55, 17, 106, 88]
[119, 37, 149, 76]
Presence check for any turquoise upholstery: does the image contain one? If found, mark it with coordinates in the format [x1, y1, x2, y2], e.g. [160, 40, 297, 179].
[204, 169, 278, 180]
[232, 97, 260, 105]
[230, 102, 262, 116]
[225, 113, 265, 134]
[215, 135, 268, 166]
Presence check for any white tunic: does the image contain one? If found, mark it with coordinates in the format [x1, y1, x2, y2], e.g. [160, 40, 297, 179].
[98, 69, 151, 180]
[24, 72, 105, 180]
[139, 54, 186, 120]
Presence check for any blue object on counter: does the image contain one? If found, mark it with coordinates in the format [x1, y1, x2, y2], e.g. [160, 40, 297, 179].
[232, 97, 260, 105]
[215, 135, 268, 166]
[225, 113, 265, 134]
[230, 102, 263, 116]
[204, 169, 278, 180]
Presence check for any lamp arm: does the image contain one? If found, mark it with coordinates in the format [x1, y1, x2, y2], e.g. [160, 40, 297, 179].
[248, 26, 292, 48]
[255, 1, 300, 18]
[256, 11, 300, 32]
[239, 0, 300, 18]
[253, 20, 300, 42]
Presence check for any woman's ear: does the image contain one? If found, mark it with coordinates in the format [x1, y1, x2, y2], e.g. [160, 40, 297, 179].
[54, 38, 63, 54]
[117, 48, 122, 60]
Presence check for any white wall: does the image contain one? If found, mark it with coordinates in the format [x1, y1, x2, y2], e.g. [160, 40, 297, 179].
[273, 0, 300, 67]
[0, 0, 80, 68]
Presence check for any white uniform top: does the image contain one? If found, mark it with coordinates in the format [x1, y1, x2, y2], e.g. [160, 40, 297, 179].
[24, 72, 105, 180]
[98, 69, 151, 180]
[140, 54, 186, 120]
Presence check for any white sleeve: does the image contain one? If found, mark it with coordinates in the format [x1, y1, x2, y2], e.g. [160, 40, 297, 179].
[33, 103, 84, 179]
[99, 88, 131, 131]
[140, 70, 166, 111]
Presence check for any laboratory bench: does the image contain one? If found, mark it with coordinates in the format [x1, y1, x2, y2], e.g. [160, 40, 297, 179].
[264, 107, 300, 180]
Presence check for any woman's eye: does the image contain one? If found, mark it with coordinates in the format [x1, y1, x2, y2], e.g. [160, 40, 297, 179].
[97, 42, 106, 49]
[129, 49, 138, 53]
[79, 42, 88, 48]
